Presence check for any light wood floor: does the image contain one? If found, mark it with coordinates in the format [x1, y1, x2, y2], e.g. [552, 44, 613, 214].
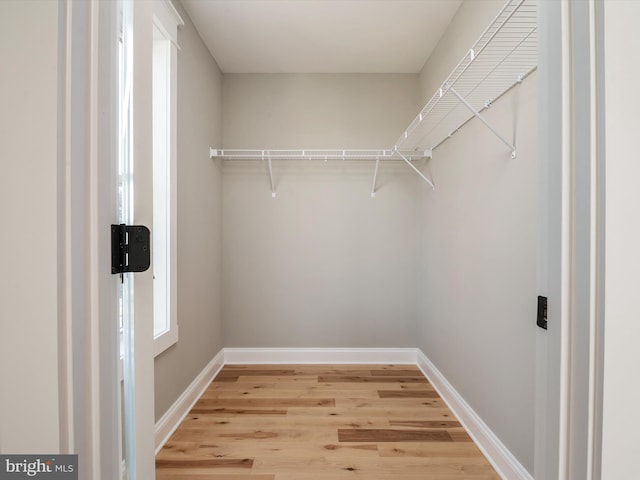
[156, 364, 500, 479]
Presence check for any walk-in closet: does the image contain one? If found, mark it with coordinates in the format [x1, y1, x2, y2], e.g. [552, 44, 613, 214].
[5, 0, 640, 478]
[156, 0, 538, 478]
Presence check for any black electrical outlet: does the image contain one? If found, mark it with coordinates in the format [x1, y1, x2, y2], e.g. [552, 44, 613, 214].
[537, 296, 548, 330]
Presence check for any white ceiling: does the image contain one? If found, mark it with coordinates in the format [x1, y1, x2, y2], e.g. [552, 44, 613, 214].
[180, 0, 463, 74]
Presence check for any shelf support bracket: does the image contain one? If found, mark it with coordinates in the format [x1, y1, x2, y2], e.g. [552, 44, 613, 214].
[370, 156, 380, 197]
[447, 86, 517, 158]
[264, 151, 276, 197]
[395, 150, 434, 190]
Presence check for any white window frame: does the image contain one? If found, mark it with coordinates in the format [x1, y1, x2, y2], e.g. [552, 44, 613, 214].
[152, 0, 183, 357]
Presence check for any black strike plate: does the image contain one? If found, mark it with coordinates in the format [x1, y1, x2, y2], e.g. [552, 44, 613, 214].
[537, 296, 548, 330]
[111, 224, 151, 274]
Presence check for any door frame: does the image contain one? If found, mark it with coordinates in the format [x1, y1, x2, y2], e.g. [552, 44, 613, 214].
[59, 0, 156, 478]
[536, 1, 605, 479]
[129, 0, 158, 478]
[58, 0, 121, 477]
[61, 0, 610, 478]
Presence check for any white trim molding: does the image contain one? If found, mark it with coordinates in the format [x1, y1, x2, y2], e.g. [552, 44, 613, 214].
[154, 349, 224, 454]
[223, 347, 418, 365]
[153, 0, 184, 47]
[416, 350, 533, 480]
[152, 0, 182, 358]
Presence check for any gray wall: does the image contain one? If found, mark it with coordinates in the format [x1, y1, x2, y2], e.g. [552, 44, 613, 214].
[222, 74, 422, 347]
[416, 0, 536, 473]
[154, 0, 224, 421]
[223, 74, 419, 149]
[601, 1, 640, 477]
[0, 0, 61, 453]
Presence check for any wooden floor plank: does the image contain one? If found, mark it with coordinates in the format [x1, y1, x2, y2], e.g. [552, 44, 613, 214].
[180, 414, 391, 429]
[318, 375, 428, 384]
[250, 457, 499, 477]
[190, 408, 288, 416]
[205, 381, 413, 392]
[334, 397, 445, 409]
[234, 375, 319, 383]
[293, 364, 412, 373]
[449, 430, 475, 442]
[156, 364, 499, 479]
[159, 440, 380, 461]
[389, 420, 462, 429]
[157, 474, 274, 480]
[338, 428, 452, 442]
[369, 369, 423, 376]
[194, 398, 335, 408]
[378, 389, 439, 398]
[167, 427, 339, 444]
[202, 388, 381, 399]
[377, 442, 485, 458]
[286, 406, 455, 420]
[156, 458, 253, 469]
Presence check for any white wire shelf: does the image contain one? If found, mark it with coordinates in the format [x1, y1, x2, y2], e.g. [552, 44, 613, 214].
[210, 148, 433, 197]
[210, 0, 537, 196]
[395, 0, 537, 157]
[209, 149, 428, 162]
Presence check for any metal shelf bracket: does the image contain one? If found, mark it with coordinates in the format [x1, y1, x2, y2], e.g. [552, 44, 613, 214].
[264, 150, 276, 198]
[395, 149, 434, 190]
[370, 156, 380, 197]
[446, 85, 517, 159]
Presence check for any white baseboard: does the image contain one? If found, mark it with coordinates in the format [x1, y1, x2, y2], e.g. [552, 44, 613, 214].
[223, 347, 418, 365]
[415, 350, 533, 480]
[154, 349, 224, 454]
